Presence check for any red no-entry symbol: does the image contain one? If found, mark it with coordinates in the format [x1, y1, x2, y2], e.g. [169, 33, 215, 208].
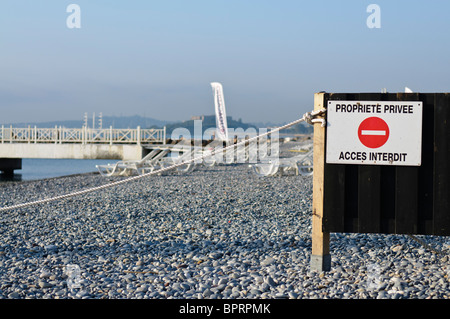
[358, 117, 390, 148]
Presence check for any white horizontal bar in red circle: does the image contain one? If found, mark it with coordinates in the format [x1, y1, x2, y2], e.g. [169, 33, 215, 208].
[361, 130, 386, 136]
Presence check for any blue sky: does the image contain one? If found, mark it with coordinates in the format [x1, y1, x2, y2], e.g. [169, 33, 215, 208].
[1, 1, 450, 124]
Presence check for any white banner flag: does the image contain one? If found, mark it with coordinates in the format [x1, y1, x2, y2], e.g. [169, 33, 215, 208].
[211, 82, 229, 141]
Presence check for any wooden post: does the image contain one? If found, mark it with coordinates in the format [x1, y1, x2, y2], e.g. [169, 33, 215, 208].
[310, 92, 331, 272]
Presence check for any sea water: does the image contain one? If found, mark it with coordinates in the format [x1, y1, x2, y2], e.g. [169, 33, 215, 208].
[0, 158, 114, 181]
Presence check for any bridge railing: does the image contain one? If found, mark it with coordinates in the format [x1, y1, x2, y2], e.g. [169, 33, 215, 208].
[0, 126, 166, 145]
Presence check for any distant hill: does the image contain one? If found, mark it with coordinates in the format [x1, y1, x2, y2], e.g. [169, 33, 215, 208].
[3, 115, 169, 129]
[155, 115, 257, 138]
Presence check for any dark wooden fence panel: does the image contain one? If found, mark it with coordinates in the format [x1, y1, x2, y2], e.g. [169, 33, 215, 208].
[417, 93, 435, 234]
[433, 94, 450, 235]
[322, 92, 450, 236]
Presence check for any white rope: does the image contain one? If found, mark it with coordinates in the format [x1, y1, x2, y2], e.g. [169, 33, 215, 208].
[0, 109, 326, 212]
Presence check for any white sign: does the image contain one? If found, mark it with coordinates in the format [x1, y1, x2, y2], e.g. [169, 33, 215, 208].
[326, 100, 423, 166]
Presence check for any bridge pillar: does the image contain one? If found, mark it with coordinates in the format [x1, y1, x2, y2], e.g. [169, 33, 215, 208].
[0, 158, 22, 176]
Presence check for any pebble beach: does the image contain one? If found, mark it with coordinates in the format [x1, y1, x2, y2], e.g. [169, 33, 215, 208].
[0, 143, 449, 300]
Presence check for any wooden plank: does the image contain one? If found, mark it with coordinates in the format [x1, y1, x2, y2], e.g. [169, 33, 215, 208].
[338, 93, 360, 233]
[344, 165, 359, 232]
[323, 164, 346, 232]
[323, 93, 359, 233]
[323, 93, 347, 233]
[311, 92, 330, 271]
[395, 166, 418, 234]
[417, 93, 435, 234]
[394, 92, 420, 234]
[380, 165, 396, 233]
[356, 92, 385, 233]
[433, 93, 450, 236]
[358, 165, 381, 233]
[370, 93, 397, 234]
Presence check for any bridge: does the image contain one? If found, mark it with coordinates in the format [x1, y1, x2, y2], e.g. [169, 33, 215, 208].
[0, 125, 166, 175]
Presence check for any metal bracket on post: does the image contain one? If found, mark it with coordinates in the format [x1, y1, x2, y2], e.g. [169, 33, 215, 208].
[310, 92, 331, 272]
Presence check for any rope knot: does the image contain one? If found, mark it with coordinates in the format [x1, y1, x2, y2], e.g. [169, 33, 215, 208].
[303, 112, 314, 125]
[303, 108, 327, 127]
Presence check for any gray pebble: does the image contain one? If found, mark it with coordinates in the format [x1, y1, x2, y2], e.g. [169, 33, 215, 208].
[38, 281, 52, 289]
[202, 288, 212, 298]
[261, 257, 275, 266]
[8, 292, 21, 299]
[265, 276, 277, 287]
